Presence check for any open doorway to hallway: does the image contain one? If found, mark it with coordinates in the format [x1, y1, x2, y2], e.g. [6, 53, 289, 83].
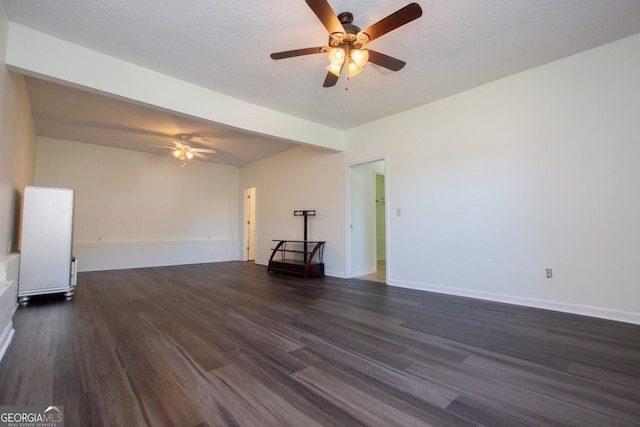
[244, 187, 256, 261]
[349, 160, 386, 283]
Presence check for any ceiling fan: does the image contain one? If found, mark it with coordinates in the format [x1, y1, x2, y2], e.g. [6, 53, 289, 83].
[152, 134, 216, 165]
[270, 0, 423, 87]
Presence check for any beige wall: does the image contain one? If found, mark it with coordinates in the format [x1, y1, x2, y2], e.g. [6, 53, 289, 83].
[0, 4, 37, 257]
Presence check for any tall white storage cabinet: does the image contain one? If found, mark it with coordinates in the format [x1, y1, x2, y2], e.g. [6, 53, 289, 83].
[18, 186, 75, 305]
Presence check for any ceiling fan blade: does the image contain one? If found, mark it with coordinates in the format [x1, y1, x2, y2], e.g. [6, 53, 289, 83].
[305, 0, 345, 37]
[323, 70, 340, 88]
[270, 47, 330, 60]
[357, 3, 423, 44]
[192, 152, 208, 160]
[367, 50, 406, 71]
[189, 136, 217, 146]
[149, 145, 174, 150]
[191, 148, 216, 154]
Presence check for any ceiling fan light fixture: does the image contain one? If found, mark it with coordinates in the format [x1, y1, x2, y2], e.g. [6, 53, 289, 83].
[185, 150, 194, 160]
[328, 47, 345, 65]
[347, 61, 364, 78]
[326, 63, 343, 77]
[173, 149, 181, 158]
[269, 1, 423, 87]
[350, 48, 369, 68]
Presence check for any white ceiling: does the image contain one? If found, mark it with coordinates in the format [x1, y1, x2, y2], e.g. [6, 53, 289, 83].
[4, 0, 640, 164]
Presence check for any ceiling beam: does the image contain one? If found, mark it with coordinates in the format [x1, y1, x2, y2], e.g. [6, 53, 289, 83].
[5, 23, 345, 152]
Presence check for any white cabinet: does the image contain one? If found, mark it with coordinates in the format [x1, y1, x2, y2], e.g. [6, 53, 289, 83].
[18, 186, 75, 305]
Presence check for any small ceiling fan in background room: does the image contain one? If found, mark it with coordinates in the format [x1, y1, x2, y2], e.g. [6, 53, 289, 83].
[270, 0, 422, 88]
[151, 134, 216, 166]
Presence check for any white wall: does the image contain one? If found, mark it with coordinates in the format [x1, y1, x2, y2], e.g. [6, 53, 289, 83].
[35, 137, 241, 271]
[239, 145, 346, 277]
[345, 34, 640, 323]
[239, 34, 640, 324]
[0, 4, 37, 257]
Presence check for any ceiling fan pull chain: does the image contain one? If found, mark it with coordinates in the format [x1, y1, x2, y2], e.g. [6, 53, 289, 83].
[345, 44, 350, 91]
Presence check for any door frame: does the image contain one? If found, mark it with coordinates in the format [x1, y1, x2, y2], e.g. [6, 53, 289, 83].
[345, 156, 389, 281]
[374, 171, 386, 262]
[242, 187, 256, 262]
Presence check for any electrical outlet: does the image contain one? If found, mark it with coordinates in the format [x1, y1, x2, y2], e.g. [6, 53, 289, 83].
[545, 268, 553, 279]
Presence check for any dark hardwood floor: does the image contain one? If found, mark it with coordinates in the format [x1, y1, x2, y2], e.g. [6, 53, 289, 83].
[0, 262, 639, 426]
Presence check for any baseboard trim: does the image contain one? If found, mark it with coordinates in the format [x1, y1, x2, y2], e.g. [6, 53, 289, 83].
[351, 267, 376, 277]
[388, 279, 640, 326]
[324, 270, 347, 279]
[241, 262, 640, 324]
[74, 240, 237, 271]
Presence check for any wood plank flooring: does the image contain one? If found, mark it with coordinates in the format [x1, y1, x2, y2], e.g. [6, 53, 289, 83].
[0, 261, 639, 426]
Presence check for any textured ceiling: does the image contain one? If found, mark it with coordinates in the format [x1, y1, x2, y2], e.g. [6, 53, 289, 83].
[4, 0, 640, 163]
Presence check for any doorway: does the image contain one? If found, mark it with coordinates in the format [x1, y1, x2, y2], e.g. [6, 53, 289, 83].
[374, 172, 386, 281]
[245, 187, 256, 261]
[348, 159, 387, 282]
